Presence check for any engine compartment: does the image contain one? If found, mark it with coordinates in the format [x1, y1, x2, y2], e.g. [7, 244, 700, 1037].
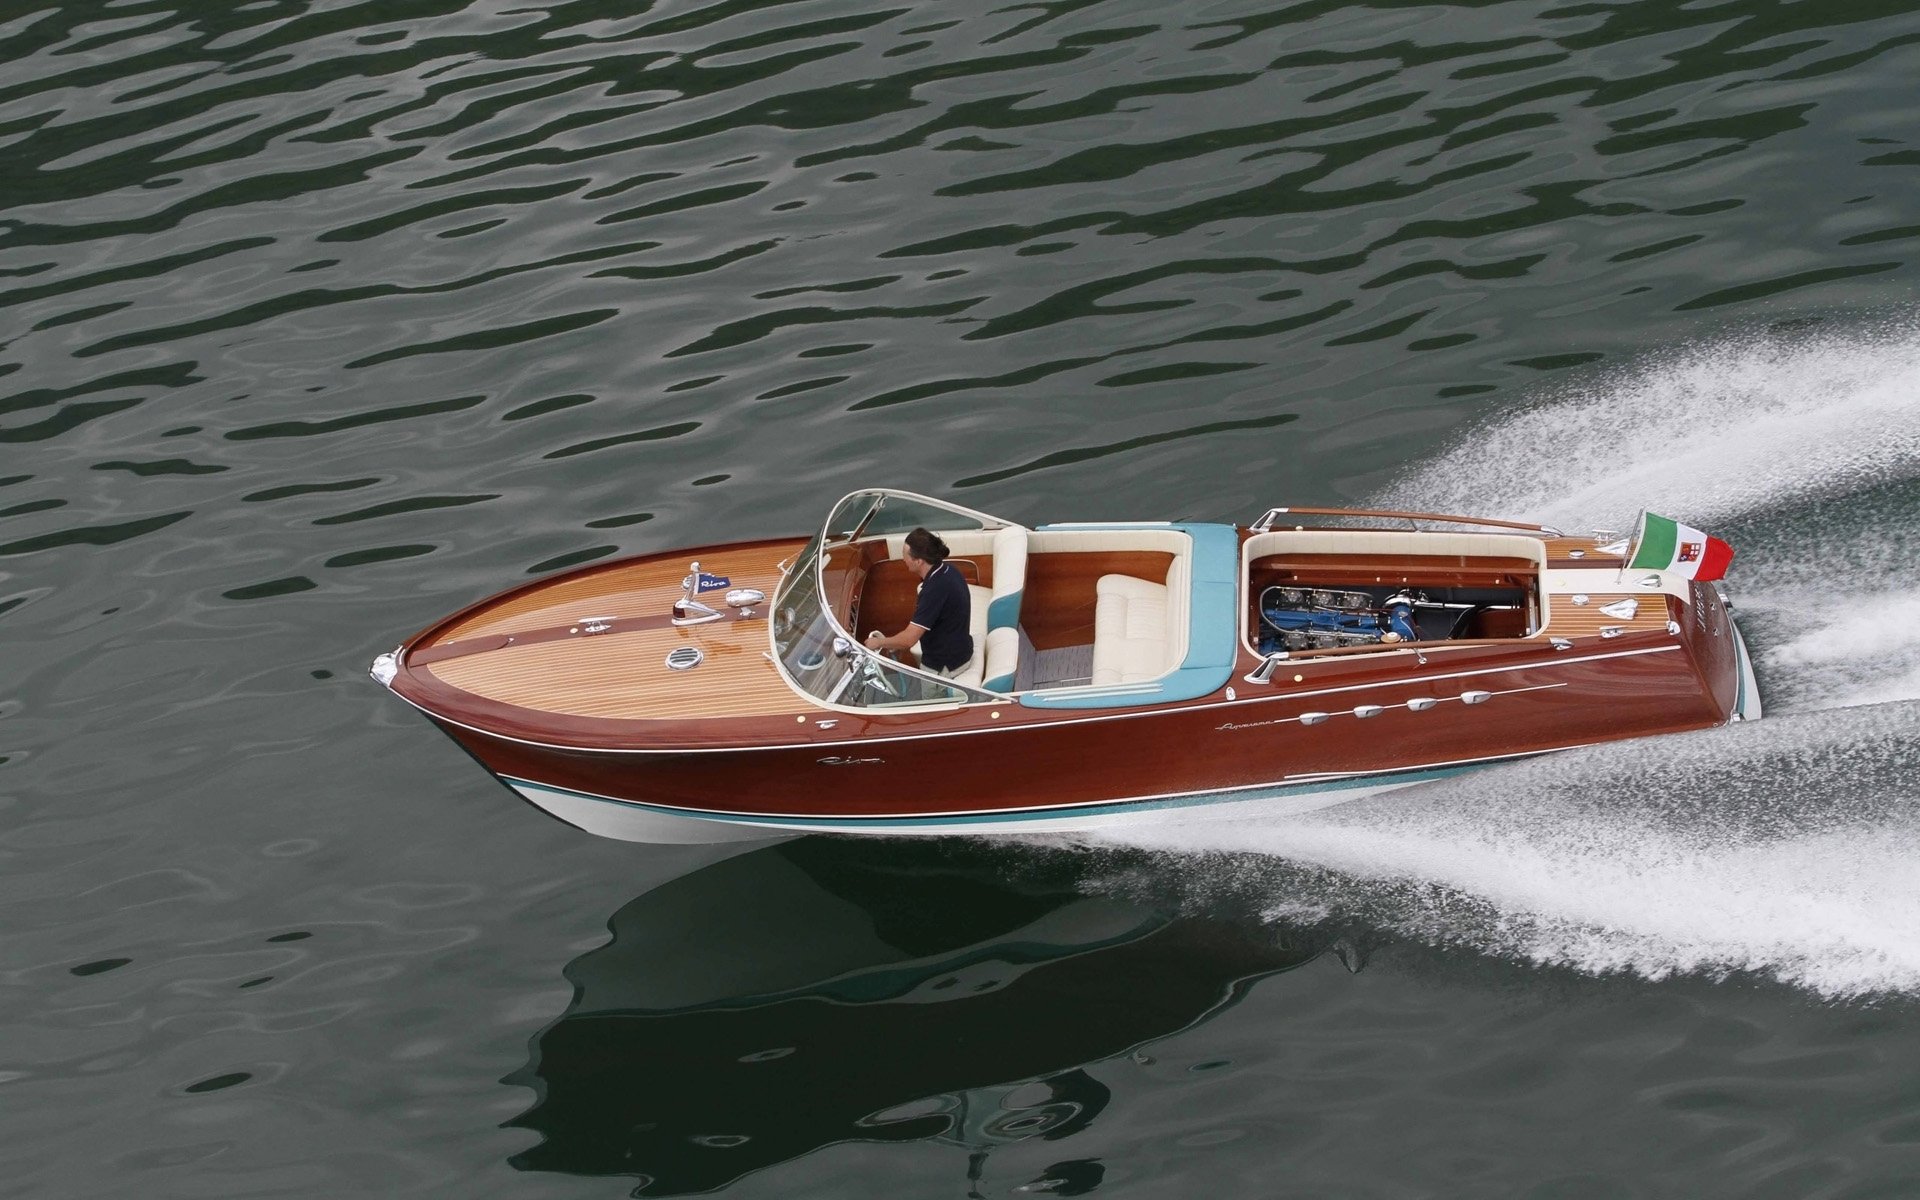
[1255, 582, 1532, 654]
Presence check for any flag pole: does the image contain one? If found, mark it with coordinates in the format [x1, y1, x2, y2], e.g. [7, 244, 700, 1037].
[1618, 510, 1647, 587]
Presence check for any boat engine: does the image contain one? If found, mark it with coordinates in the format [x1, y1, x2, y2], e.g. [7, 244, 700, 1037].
[1259, 587, 1419, 654]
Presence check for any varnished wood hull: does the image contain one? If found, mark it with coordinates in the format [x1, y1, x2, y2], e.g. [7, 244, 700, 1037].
[380, 528, 1758, 843]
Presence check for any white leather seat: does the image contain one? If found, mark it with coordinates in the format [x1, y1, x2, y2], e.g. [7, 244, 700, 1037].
[953, 585, 991, 689]
[1091, 574, 1173, 686]
[980, 526, 1027, 692]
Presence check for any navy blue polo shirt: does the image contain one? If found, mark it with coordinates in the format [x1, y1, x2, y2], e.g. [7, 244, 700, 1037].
[911, 562, 973, 671]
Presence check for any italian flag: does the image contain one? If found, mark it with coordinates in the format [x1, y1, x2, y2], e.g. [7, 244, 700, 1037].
[1627, 511, 1733, 581]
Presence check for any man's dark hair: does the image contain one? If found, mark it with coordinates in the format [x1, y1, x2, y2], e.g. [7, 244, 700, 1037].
[904, 527, 949, 564]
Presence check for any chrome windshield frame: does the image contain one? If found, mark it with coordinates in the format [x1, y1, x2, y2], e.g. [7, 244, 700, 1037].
[770, 489, 1019, 711]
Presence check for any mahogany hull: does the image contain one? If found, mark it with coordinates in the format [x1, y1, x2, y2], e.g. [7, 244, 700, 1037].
[422, 629, 1746, 840]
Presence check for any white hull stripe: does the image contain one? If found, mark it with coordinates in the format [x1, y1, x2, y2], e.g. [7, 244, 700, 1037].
[398, 643, 1682, 756]
[501, 744, 1566, 828]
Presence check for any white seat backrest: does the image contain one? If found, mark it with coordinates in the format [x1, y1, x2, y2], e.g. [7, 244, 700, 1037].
[981, 526, 1028, 692]
[988, 526, 1027, 629]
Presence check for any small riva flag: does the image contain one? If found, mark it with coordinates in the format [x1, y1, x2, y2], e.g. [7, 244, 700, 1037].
[1627, 511, 1733, 581]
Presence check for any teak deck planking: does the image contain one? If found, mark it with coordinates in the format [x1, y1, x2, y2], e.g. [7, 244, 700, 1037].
[1543, 536, 1627, 567]
[428, 543, 793, 646]
[1537, 592, 1671, 639]
[425, 623, 802, 721]
[419, 541, 805, 721]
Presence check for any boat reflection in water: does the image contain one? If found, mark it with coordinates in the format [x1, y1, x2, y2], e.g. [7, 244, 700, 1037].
[504, 839, 1331, 1195]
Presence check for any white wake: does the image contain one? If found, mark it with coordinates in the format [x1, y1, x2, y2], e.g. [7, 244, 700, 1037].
[1098, 325, 1920, 999]
[1377, 321, 1920, 531]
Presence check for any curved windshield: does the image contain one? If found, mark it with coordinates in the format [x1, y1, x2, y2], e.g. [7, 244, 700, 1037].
[771, 490, 1015, 709]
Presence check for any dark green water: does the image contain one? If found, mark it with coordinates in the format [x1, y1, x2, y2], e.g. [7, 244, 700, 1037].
[7, 0, 1920, 1195]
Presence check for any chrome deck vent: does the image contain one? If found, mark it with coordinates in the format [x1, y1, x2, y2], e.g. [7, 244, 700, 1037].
[664, 646, 704, 671]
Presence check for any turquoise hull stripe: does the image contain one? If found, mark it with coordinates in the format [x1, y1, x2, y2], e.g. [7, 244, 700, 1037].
[1023, 522, 1241, 709]
[987, 590, 1021, 632]
[505, 758, 1501, 830]
[983, 672, 1015, 693]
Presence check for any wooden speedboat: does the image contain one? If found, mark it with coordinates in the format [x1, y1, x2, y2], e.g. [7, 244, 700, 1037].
[372, 490, 1761, 843]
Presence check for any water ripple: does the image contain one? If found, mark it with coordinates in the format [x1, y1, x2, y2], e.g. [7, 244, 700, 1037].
[7, 0, 1920, 1194]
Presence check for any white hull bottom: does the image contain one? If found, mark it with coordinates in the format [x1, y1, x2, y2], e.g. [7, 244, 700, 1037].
[1730, 617, 1763, 722]
[504, 765, 1500, 846]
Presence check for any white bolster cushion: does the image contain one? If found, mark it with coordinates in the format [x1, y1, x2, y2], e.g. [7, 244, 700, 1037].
[982, 626, 1020, 692]
[988, 526, 1028, 631]
[951, 584, 991, 689]
[1091, 574, 1173, 686]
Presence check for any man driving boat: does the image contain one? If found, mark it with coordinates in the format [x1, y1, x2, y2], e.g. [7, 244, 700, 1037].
[865, 527, 973, 677]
